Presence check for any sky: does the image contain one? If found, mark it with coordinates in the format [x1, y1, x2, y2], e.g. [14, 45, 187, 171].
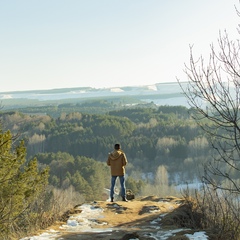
[1, 0, 239, 92]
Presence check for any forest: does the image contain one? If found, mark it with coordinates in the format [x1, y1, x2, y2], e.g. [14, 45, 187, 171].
[0, 103, 212, 200]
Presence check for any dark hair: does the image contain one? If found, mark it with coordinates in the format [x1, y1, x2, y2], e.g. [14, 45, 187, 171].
[114, 143, 120, 150]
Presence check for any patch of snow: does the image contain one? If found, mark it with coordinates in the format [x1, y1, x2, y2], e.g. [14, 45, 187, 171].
[70, 90, 86, 94]
[67, 219, 79, 226]
[147, 85, 158, 91]
[20, 230, 61, 239]
[150, 214, 166, 225]
[0, 94, 12, 99]
[110, 88, 124, 92]
[60, 203, 106, 232]
[185, 231, 208, 239]
[148, 229, 187, 240]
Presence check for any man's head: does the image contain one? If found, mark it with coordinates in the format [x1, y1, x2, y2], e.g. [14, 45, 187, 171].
[114, 143, 120, 150]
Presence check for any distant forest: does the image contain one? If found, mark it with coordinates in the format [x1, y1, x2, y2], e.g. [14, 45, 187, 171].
[0, 101, 216, 201]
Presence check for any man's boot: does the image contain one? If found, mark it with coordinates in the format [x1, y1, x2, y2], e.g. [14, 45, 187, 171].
[122, 197, 128, 202]
[111, 197, 114, 202]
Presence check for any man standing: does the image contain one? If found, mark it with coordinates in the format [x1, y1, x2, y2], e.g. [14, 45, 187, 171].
[107, 143, 128, 202]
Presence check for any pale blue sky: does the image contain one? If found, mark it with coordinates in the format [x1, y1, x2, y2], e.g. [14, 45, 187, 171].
[0, 0, 239, 92]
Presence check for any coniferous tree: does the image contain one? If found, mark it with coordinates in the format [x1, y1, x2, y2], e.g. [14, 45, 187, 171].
[0, 129, 49, 237]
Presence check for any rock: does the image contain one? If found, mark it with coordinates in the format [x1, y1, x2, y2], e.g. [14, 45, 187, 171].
[120, 232, 139, 240]
[126, 189, 135, 200]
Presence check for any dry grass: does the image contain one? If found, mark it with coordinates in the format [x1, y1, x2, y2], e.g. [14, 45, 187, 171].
[6, 186, 85, 240]
[194, 187, 240, 240]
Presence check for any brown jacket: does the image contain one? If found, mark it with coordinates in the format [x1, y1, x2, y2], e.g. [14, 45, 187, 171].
[107, 149, 127, 176]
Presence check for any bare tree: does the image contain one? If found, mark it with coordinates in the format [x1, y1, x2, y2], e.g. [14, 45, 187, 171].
[177, 6, 240, 237]
[178, 29, 240, 193]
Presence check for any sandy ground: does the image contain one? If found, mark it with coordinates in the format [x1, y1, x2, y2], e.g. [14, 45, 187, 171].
[23, 196, 209, 240]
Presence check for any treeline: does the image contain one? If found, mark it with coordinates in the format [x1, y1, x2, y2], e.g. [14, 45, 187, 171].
[13, 97, 148, 117]
[1, 105, 211, 183]
[36, 152, 110, 200]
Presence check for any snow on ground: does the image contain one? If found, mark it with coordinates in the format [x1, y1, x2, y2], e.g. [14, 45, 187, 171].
[20, 230, 61, 240]
[185, 231, 209, 239]
[60, 203, 107, 232]
[148, 229, 208, 240]
[110, 88, 124, 92]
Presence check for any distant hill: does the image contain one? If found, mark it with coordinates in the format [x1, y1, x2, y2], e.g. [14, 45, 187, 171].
[0, 82, 190, 109]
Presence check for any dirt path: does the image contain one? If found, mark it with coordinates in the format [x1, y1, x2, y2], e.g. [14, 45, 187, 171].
[26, 196, 209, 240]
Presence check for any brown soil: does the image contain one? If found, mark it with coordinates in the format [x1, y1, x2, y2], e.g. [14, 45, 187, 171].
[36, 196, 204, 240]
